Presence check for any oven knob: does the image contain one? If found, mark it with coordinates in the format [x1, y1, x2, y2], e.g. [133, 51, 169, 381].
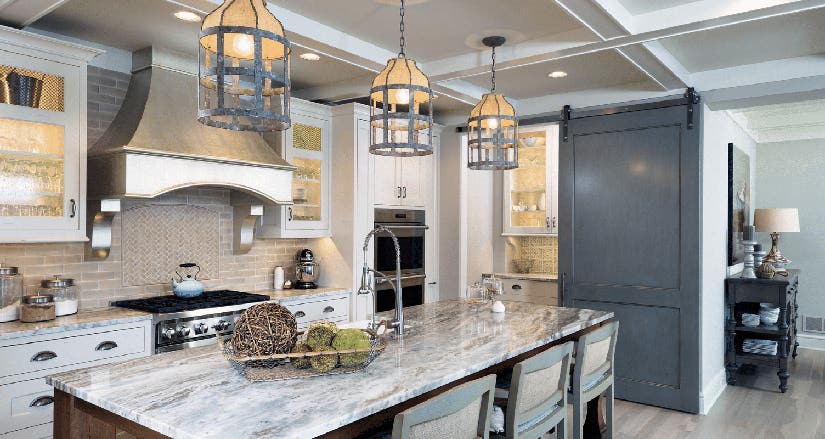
[176, 325, 191, 337]
[161, 328, 175, 340]
[213, 320, 230, 331]
[194, 322, 208, 334]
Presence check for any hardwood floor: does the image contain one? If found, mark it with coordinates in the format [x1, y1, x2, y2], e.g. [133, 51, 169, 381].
[612, 348, 825, 438]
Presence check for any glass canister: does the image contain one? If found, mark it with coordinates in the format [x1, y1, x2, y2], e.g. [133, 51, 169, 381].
[20, 294, 55, 323]
[0, 264, 22, 322]
[37, 275, 78, 316]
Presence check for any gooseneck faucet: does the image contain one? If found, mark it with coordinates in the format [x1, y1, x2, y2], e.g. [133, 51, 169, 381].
[358, 225, 404, 335]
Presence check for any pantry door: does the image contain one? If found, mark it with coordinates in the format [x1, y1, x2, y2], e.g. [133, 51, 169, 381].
[558, 103, 703, 413]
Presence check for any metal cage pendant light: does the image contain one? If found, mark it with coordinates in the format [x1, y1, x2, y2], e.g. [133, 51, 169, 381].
[369, 0, 434, 156]
[467, 36, 518, 170]
[198, 0, 291, 132]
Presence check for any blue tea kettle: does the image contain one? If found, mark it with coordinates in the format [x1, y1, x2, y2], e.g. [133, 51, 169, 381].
[171, 263, 205, 298]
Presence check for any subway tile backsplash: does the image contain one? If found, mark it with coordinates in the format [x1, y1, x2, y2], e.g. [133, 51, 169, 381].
[0, 188, 310, 309]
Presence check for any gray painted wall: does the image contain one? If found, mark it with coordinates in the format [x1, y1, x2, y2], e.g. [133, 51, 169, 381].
[756, 139, 825, 329]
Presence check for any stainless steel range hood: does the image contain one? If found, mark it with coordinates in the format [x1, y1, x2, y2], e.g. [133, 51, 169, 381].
[87, 46, 295, 203]
[86, 47, 294, 258]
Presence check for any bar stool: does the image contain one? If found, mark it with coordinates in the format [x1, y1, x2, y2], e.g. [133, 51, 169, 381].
[505, 341, 574, 439]
[571, 321, 619, 439]
[392, 374, 497, 439]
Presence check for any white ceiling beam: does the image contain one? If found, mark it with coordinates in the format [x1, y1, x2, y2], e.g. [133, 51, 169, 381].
[516, 81, 674, 117]
[424, 0, 825, 85]
[0, 0, 69, 27]
[555, 0, 684, 90]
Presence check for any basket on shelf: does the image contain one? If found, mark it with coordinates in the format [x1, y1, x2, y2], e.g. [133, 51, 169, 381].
[217, 328, 387, 382]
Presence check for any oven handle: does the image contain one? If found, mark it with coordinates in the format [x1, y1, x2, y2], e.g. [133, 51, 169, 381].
[373, 223, 430, 230]
[375, 273, 427, 284]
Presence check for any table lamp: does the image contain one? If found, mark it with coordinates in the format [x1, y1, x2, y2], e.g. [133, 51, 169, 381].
[754, 208, 800, 272]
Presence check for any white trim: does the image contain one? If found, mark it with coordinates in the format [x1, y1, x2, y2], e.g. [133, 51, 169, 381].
[798, 333, 825, 351]
[699, 367, 727, 415]
[0, 25, 102, 63]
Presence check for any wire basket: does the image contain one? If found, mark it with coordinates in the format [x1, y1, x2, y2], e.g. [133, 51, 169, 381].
[217, 328, 387, 382]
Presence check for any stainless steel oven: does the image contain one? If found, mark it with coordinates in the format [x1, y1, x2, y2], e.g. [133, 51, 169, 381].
[374, 208, 427, 312]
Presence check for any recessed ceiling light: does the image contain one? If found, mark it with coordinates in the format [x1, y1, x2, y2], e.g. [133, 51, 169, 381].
[173, 10, 201, 22]
[300, 52, 321, 61]
[548, 71, 568, 78]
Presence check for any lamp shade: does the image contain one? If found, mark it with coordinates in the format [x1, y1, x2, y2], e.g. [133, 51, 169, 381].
[754, 208, 800, 232]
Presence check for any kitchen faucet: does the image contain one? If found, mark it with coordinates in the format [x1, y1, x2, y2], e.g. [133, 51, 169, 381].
[358, 225, 404, 336]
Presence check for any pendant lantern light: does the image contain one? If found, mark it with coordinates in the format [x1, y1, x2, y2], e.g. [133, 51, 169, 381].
[370, 0, 434, 156]
[198, 0, 291, 132]
[467, 36, 518, 170]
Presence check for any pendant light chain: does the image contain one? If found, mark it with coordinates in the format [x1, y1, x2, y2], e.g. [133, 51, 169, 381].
[399, 0, 406, 57]
[491, 45, 497, 93]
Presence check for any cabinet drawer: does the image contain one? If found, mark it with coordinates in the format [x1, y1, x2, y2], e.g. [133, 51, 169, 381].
[281, 295, 349, 328]
[0, 378, 53, 435]
[0, 326, 147, 379]
[502, 279, 559, 306]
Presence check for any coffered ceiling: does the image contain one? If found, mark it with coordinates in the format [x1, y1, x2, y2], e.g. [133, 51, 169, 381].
[728, 98, 825, 143]
[4, 0, 825, 124]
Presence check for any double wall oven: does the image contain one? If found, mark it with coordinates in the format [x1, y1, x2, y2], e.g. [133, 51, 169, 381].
[374, 208, 427, 312]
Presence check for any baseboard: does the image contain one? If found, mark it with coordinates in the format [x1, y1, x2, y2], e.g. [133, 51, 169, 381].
[699, 368, 727, 415]
[798, 333, 825, 351]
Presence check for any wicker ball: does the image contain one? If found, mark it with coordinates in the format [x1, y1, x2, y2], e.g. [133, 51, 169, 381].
[231, 302, 297, 357]
[757, 262, 777, 279]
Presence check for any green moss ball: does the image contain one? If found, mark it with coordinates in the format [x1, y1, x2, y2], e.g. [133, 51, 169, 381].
[305, 321, 338, 350]
[290, 343, 313, 369]
[332, 328, 371, 367]
[310, 353, 338, 373]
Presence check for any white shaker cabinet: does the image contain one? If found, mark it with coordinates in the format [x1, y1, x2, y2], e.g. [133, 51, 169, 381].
[0, 28, 100, 243]
[372, 142, 437, 209]
[502, 123, 560, 236]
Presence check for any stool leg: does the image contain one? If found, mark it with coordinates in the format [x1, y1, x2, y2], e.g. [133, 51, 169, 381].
[573, 396, 584, 439]
[605, 385, 614, 439]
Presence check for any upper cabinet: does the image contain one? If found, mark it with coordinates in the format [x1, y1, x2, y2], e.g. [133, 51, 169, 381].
[373, 137, 438, 209]
[502, 123, 559, 236]
[0, 28, 100, 243]
[258, 100, 331, 238]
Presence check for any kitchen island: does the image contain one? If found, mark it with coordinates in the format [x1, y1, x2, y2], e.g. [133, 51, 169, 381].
[48, 301, 612, 438]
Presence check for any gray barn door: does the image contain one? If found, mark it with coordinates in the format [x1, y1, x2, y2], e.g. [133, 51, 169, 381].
[559, 104, 702, 413]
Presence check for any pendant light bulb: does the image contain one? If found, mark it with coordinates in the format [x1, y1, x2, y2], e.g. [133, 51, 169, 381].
[487, 118, 499, 130]
[396, 88, 410, 105]
[232, 34, 255, 58]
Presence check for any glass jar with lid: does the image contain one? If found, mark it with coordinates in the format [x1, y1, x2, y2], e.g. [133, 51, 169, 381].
[37, 275, 78, 316]
[0, 263, 22, 322]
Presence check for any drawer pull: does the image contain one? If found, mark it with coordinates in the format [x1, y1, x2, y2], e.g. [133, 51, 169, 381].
[95, 341, 119, 351]
[512, 284, 523, 290]
[323, 306, 335, 313]
[31, 351, 57, 362]
[30, 396, 54, 407]
[295, 311, 306, 318]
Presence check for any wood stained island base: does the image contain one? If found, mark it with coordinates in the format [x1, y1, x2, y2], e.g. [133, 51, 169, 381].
[50, 301, 613, 439]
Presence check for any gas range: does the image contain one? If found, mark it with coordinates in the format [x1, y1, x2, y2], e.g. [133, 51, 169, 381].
[112, 290, 270, 354]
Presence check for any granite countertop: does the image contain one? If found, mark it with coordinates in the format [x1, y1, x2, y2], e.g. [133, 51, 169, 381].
[488, 272, 558, 281]
[265, 287, 351, 302]
[48, 301, 612, 439]
[0, 307, 151, 342]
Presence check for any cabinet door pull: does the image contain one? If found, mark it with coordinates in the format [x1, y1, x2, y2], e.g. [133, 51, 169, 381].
[402, 187, 407, 198]
[512, 284, 523, 290]
[323, 306, 335, 313]
[428, 282, 438, 285]
[29, 396, 54, 407]
[294, 311, 306, 318]
[69, 199, 76, 218]
[288, 207, 293, 221]
[397, 186, 402, 199]
[31, 351, 57, 362]
[95, 341, 118, 351]
[552, 217, 557, 229]
[545, 217, 551, 228]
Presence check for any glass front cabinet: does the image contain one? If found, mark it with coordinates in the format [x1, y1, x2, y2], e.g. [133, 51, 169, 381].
[258, 100, 331, 238]
[502, 123, 559, 236]
[0, 28, 98, 242]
